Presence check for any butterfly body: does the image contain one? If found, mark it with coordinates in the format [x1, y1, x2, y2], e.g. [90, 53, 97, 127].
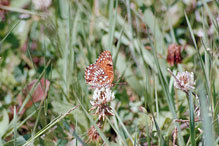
[85, 50, 114, 88]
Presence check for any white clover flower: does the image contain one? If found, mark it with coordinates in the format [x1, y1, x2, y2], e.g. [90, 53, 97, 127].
[92, 87, 114, 104]
[174, 71, 195, 91]
[32, 0, 52, 10]
[92, 88, 100, 101]
[105, 88, 115, 101]
[90, 87, 115, 121]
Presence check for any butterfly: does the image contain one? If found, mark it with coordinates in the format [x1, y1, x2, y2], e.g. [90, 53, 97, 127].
[85, 50, 114, 88]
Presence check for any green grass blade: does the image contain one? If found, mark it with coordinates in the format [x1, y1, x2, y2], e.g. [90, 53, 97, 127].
[184, 11, 211, 98]
[3, 110, 37, 137]
[201, 0, 218, 35]
[113, 17, 126, 70]
[13, 106, 17, 146]
[107, 0, 117, 51]
[125, 0, 139, 66]
[0, 5, 40, 16]
[151, 113, 166, 146]
[143, 9, 165, 54]
[4, 109, 38, 138]
[188, 91, 196, 146]
[22, 105, 79, 146]
[73, 130, 87, 146]
[113, 109, 134, 145]
[31, 100, 43, 144]
[0, 21, 20, 45]
[198, 86, 215, 146]
[107, 117, 128, 146]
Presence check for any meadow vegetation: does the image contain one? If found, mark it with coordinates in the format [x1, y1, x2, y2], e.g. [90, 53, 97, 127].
[0, 0, 218, 145]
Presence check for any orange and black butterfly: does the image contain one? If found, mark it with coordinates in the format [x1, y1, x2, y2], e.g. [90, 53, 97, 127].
[85, 51, 114, 88]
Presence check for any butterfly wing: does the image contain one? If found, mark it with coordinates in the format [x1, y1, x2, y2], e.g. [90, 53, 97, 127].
[85, 64, 104, 87]
[96, 51, 114, 86]
[84, 51, 114, 88]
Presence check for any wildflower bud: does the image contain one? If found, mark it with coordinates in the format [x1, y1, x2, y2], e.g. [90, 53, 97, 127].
[166, 44, 182, 66]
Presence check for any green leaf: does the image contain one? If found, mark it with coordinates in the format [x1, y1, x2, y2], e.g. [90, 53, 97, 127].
[0, 109, 9, 138]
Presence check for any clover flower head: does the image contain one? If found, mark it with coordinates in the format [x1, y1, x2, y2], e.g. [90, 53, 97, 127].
[174, 71, 195, 91]
[90, 87, 114, 121]
[92, 87, 115, 104]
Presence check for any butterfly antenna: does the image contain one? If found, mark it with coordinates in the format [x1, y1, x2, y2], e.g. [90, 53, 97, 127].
[112, 82, 127, 88]
[114, 82, 127, 85]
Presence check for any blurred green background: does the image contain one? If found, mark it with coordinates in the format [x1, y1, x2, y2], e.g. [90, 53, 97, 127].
[0, 0, 218, 145]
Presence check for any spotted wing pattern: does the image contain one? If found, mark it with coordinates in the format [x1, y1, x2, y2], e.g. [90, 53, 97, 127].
[85, 50, 114, 88]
